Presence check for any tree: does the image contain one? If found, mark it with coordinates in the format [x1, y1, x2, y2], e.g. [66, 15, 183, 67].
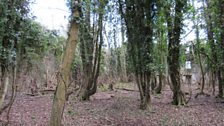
[197, 0, 224, 97]
[154, 0, 168, 94]
[192, 0, 206, 95]
[79, 0, 107, 100]
[165, 0, 187, 105]
[119, 0, 155, 110]
[0, 0, 30, 112]
[218, 0, 224, 98]
[50, 0, 80, 125]
[203, 0, 218, 95]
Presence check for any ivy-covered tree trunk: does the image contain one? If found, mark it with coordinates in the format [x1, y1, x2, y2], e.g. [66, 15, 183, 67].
[0, 70, 9, 110]
[0, 38, 10, 111]
[49, 2, 80, 125]
[119, 0, 154, 110]
[203, 0, 224, 97]
[0, 0, 15, 110]
[195, 13, 205, 94]
[155, 0, 167, 94]
[166, 0, 186, 105]
[192, 0, 205, 94]
[203, 0, 217, 95]
[136, 72, 151, 110]
[80, 0, 106, 100]
[218, 0, 224, 97]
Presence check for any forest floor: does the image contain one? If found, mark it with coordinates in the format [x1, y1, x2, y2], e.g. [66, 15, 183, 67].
[1, 83, 224, 126]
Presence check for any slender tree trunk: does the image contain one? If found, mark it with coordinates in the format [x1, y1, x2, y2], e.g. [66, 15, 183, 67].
[0, 70, 9, 110]
[166, 0, 186, 105]
[156, 23, 166, 94]
[203, 0, 217, 95]
[218, 70, 223, 97]
[80, 0, 106, 100]
[196, 27, 205, 93]
[5, 65, 17, 125]
[192, 0, 205, 93]
[120, 19, 127, 82]
[50, 3, 80, 125]
[217, 0, 224, 97]
[218, 0, 224, 97]
[156, 73, 163, 94]
[0, 65, 17, 115]
[0, 0, 14, 111]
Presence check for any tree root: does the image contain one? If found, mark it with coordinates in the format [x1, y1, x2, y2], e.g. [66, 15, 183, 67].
[195, 92, 210, 99]
[172, 91, 186, 106]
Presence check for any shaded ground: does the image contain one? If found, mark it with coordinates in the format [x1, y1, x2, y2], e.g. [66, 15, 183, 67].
[1, 83, 224, 126]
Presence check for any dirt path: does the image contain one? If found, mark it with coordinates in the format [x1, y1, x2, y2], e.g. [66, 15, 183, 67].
[1, 84, 224, 126]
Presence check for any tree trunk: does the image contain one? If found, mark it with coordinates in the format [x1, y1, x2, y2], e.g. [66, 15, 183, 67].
[50, 3, 80, 125]
[119, 0, 154, 110]
[193, 0, 205, 93]
[156, 73, 163, 94]
[155, 0, 167, 94]
[80, 0, 106, 101]
[138, 73, 151, 110]
[166, 0, 186, 105]
[0, 70, 9, 110]
[203, 0, 217, 95]
[0, 0, 14, 111]
[120, 19, 127, 82]
[151, 74, 157, 93]
[212, 73, 215, 95]
[196, 28, 205, 94]
[218, 0, 224, 98]
[218, 70, 223, 97]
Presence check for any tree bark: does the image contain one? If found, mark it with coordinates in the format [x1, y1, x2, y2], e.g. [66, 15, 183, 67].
[193, 0, 205, 94]
[119, 0, 153, 110]
[203, 0, 217, 95]
[166, 0, 186, 105]
[196, 26, 205, 94]
[156, 73, 163, 94]
[80, 0, 106, 101]
[120, 19, 128, 82]
[49, 2, 80, 125]
[218, 0, 224, 97]
[0, 70, 9, 110]
[139, 73, 151, 110]
[155, 1, 166, 94]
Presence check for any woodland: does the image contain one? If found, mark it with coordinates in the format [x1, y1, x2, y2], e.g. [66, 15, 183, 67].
[0, 0, 224, 125]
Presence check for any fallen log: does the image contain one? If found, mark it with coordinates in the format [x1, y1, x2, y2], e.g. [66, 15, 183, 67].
[115, 88, 139, 92]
